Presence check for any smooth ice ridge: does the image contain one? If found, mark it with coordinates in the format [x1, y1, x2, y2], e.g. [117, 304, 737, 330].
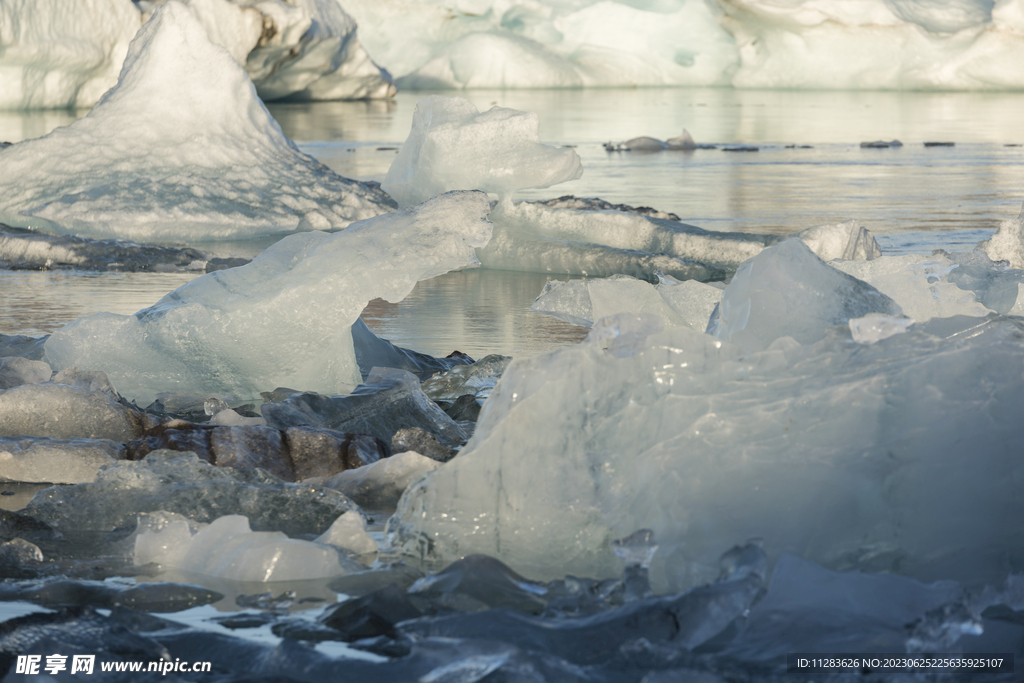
[390, 311, 1024, 592]
[0, 2, 395, 241]
[0, 0, 393, 109]
[382, 96, 582, 208]
[134, 513, 361, 583]
[43, 191, 493, 405]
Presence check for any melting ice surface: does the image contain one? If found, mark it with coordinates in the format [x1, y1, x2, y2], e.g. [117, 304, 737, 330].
[0, 2, 395, 242]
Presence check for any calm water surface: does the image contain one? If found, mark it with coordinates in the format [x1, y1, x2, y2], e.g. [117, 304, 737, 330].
[2, 88, 1022, 355]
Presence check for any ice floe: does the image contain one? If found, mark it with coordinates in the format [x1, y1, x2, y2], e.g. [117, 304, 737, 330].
[43, 191, 492, 405]
[0, 2, 395, 241]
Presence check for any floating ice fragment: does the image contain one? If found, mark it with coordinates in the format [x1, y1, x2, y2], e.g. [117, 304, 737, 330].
[314, 510, 378, 558]
[382, 96, 582, 207]
[978, 201, 1024, 269]
[0, 2, 395, 241]
[44, 191, 492, 404]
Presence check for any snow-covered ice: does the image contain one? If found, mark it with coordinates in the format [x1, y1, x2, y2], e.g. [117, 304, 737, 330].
[0, 2, 395, 241]
[43, 191, 492, 405]
[382, 96, 582, 207]
[0, 0, 393, 110]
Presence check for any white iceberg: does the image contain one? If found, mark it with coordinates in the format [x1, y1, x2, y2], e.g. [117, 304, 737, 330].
[43, 191, 493, 405]
[0, 0, 393, 110]
[0, 1, 395, 241]
[391, 309, 1024, 593]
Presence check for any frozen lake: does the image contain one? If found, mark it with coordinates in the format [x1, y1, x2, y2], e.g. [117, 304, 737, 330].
[2, 87, 1023, 357]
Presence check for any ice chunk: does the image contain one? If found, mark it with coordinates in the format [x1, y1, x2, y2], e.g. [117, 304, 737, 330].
[833, 253, 993, 322]
[0, 437, 122, 484]
[0, 357, 51, 390]
[351, 318, 473, 382]
[382, 96, 582, 207]
[24, 450, 359, 537]
[531, 274, 721, 331]
[795, 219, 881, 261]
[391, 427, 455, 462]
[944, 249, 1024, 314]
[314, 510, 378, 557]
[262, 368, 468, 449]
[135, 514, 355, 582]
[848, 313, 914, 344]
[389, 312, 1024, 591]
[44, 191, 492, 405]
[0, 334, 47, 361]
[978, 202, 1024, 269]
[318, 450, 441, 510]
[711, 239, 901, 353]
[0, 224, 209, 272]
[0, 2, 395, 242]
[0, 383, 150, 442]
[421, 355, 512, 402]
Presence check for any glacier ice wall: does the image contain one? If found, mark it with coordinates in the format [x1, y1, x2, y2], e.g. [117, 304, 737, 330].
[391, 291, 1024, 593]
[342, 0, 1024, 90]
[0, 0, 393, 109]
[0, 1, 395, 241]
[43, 191, 492, 405]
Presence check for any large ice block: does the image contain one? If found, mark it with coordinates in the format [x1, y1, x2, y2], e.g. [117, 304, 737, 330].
[0, 2, 395, 241]
[382, 96, 582, 207]
[43, 191, 492, 405]
[390, 310, 1024, 592]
